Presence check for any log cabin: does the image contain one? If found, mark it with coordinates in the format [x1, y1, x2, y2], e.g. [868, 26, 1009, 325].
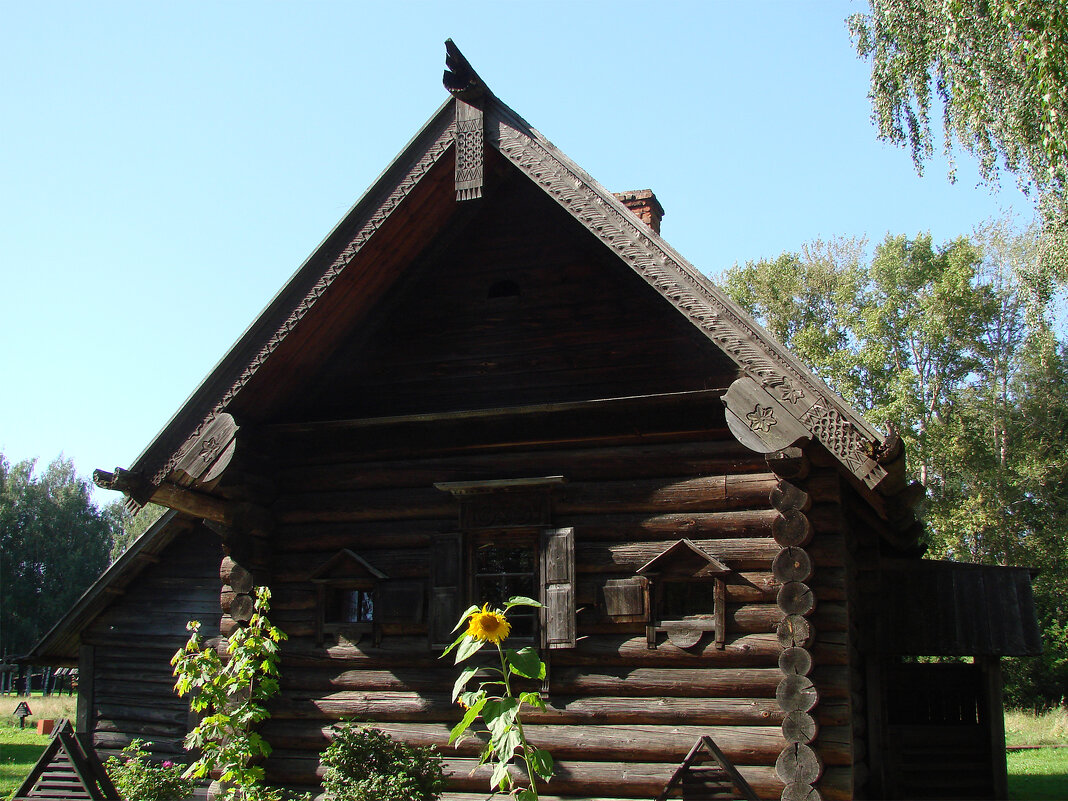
[28, 42, 1042, 801]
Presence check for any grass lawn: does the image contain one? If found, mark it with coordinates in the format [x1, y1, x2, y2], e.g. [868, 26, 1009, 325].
[1008, 747, 1068, 800]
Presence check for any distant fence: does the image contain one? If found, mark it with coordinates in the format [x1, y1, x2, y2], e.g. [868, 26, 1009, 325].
[0, 663, 77, 696]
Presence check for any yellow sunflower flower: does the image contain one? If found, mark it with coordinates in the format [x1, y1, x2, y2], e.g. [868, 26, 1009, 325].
[466, 603, 511, 644]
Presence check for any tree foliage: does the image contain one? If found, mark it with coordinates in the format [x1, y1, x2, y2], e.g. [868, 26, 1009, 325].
[107, 502, 168, 562]
[724, 222, 1068, 704]
[849, 0, 1068, 273]
[172, 586, 287, 801]
[0, 454, 118, 658]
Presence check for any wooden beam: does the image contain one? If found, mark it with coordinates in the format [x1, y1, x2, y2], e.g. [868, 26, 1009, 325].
[94, 468, 269, 531]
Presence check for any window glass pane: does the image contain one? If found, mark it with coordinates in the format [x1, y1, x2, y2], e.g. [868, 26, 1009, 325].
[327, 589, 373, 623]
[661, 582, 716, 619]
[474, 542, 535, 638]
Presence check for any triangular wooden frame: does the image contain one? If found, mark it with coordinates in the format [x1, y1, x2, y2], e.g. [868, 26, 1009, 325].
[13, 719, 120, 801]
[637, 538, 732, 579]
[655, 735, 760, 801]
[308, 548, 388, 583]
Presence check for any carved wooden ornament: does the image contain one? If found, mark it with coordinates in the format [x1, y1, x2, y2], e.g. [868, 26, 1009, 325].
[723, 377, 811, 455]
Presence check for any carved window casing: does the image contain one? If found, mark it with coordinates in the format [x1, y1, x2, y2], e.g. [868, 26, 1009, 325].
[431, 477, 575, 651]
[603, 539, 734, 651]
[309, 549, 386, 646]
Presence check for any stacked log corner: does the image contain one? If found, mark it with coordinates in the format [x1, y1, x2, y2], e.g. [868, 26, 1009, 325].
[767, 449, 823, 801]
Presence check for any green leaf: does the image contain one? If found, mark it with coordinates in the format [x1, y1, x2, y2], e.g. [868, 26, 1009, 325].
[448, 697, 487, 745]
[440, 628, 469, 659]
[504, 596, 542, 609]
[452, 665, 479, 701]
[493, 727, 522, 761]
[530, 747, 554, 779]
[518, 691, 546, 710]
[454, 634, 486, 664]
[507, 646, 546, 680]
[451, 604, 481, 633]
[490, 758, 511, 790]
[481, 697, 519, 740]
[516, 789, 538, 801]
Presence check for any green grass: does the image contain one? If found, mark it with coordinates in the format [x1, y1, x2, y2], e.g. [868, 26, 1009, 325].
[1008, 747, 1068, 800]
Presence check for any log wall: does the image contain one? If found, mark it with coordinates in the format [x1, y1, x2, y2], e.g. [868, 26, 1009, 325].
[80, 525, 222, 759]
[257, 404, 857, 801]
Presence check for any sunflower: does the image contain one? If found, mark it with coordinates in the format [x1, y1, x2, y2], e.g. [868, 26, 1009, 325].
[466, 603, 511, 644]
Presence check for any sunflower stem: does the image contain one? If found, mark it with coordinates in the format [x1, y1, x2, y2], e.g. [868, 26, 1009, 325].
[497, 642, 539, 799]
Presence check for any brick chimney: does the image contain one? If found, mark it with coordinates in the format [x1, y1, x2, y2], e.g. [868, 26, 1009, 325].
[613, 189, 665, 234]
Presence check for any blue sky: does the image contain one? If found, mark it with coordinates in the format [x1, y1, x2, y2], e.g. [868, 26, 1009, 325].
[1, 1, 1036, 504]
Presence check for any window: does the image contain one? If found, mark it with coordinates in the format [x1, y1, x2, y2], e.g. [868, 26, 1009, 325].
[431, 477, 574, 651]
[325, 587, 374, 626]
[473, 537, 536, 639]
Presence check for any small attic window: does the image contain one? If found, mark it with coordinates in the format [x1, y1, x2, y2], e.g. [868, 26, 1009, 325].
[487, 279, 521, 299]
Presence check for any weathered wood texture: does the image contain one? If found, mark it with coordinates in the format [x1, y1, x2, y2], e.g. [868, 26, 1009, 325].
[81, 525, 221, 759]
[260, 405, 859, 800]
[276, 174, 740, 422]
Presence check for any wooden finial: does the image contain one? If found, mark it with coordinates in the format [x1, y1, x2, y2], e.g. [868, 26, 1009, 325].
[443, 39, 487, 100]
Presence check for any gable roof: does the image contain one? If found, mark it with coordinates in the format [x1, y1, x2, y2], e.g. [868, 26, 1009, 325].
[112, 42, 893, 503]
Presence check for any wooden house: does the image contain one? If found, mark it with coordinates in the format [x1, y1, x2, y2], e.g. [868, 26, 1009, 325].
[29, 43, 1041, 800]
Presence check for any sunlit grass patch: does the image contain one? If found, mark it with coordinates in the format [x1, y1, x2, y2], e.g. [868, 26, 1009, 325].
[1008, 747, 1068, 801]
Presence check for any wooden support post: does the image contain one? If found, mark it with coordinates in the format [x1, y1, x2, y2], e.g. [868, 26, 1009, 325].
[76, 645, 94, 747]
[981, 656, 1008, 800]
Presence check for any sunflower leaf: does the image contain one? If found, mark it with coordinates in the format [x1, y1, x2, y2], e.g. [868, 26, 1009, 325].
[530, 747, 554, 780]
[452, 665, 479, 701]
[451, 604, 481, 634]
[449, 696, 487, 745]
[507, 647, 545, 680]
[440, 628, 469, 658]
[454, 634, 485, 664]
[504, 596, 542, 609]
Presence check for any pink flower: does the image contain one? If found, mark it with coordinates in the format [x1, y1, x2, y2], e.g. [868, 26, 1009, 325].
[162, 761, 174, 768]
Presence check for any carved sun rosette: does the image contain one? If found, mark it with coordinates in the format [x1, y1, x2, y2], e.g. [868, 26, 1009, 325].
[746, 404, 777, 433]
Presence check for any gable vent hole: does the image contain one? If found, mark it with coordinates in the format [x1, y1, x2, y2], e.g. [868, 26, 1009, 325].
[487, 280, 521, 299]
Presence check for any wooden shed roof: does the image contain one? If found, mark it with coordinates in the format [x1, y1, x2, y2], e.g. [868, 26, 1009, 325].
[873, 561, 1042, 657]
[108, 42, 895, 506]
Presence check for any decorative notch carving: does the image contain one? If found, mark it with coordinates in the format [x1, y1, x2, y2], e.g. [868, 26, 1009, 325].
[454, 100, 484, 201]
[309, 550, 388, 646]
[444, 39, 488, 201]
[637, 539, 736, 651]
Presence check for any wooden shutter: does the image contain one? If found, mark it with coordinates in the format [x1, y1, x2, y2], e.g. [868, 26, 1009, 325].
[428, 532, 463, 648]
[604, 577, 648, 622]
[379, 580, 426, 625]
[540, 527, 576, 649]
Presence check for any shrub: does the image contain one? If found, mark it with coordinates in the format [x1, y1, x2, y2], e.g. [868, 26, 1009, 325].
[105, 740, 195, 801]
[320, 724, 445, 801]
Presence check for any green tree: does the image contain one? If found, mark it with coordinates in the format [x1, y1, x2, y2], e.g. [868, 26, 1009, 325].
[723, 224, 1068, 704]
[106, 502, 167, 562]
[0, 454, 118, 658]
[849, 0, 1068, 273]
